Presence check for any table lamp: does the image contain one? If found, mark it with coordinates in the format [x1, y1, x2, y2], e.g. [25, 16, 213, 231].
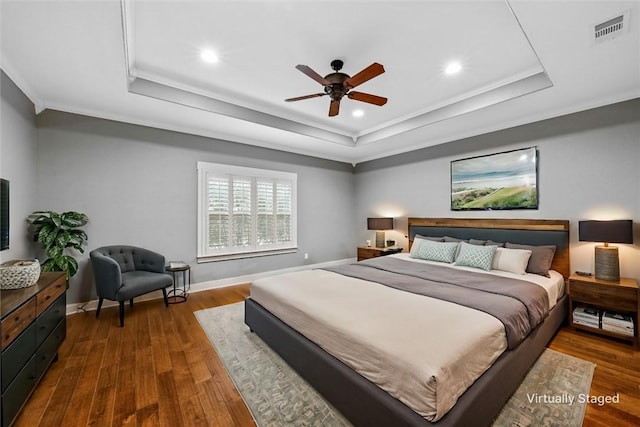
[367, 218, 394, 248]
[579, 219, 633, 281]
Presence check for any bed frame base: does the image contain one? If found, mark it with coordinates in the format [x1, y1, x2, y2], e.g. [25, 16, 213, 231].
[245, 295, 568, 427]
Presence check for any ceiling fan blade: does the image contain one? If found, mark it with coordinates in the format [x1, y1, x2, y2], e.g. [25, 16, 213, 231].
[343, 63, 385, 89]
[285, 93, 326, 102]
[329, 100, 340, 117]
[347, 91, 388, 106]
[295, 65, 331, 86]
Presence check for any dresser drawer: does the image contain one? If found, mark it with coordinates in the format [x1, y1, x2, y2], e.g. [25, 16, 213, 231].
[36, 275, 66, 317]
[570, 280, 637, 311]
[1, 299, 36, 350]
[1, 323, 36, 393]
[36, 319, 66, 381]
[35, 294, 66, 348]
[1, 355, 37, 427]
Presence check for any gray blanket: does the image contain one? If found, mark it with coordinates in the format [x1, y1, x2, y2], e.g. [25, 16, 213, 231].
[323, 257, 549, 349]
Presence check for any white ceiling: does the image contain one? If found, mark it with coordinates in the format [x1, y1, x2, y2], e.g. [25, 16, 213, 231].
[1, 1, 639, 164]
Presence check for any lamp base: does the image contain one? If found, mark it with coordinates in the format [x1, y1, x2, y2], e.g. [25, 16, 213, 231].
[375, 231, 386, 248]
[594, 245, 620, 281]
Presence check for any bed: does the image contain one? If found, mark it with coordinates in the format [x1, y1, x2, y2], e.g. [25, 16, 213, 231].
[245, 218, 570, 426]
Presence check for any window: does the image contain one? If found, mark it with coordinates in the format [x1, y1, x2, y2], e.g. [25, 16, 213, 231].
[197, 162, 297, 261]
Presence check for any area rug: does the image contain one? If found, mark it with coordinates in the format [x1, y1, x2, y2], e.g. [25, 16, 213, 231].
[195, 302, 595, 426]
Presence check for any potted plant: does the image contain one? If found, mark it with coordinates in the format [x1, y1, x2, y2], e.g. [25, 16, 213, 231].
[28, 211, 89, 283]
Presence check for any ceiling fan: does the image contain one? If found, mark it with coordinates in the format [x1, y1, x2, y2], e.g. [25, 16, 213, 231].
[285, 59, 387, 117]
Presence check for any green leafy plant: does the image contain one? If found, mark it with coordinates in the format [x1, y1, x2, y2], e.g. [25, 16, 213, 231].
[28, 211, 89, 281]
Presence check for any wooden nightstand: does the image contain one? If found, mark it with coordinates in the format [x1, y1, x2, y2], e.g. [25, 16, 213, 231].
[357, 246, 402, 261]
[568, 274, 639, 348]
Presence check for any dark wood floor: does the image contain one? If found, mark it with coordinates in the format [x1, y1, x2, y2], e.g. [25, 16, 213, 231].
[13, 284, 640, 427]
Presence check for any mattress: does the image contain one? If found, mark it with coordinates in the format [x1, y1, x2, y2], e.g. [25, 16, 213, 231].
[249, 259, 563, 421]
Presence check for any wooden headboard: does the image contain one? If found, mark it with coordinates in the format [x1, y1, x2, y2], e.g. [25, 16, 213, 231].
[407, 218, 571, 279]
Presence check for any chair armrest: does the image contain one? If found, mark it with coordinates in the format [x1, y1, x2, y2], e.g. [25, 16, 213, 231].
[132, 248, 166, 274]
[90, 250, 123, 300]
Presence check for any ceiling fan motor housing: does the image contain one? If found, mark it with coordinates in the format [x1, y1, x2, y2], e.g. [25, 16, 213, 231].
[324, 72, 350, 101]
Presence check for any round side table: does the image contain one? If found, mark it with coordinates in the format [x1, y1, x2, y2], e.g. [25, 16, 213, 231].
[165, 264, 190, 304]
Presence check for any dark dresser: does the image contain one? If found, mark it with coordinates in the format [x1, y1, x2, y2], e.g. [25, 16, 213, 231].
[0, 272, 66, 427]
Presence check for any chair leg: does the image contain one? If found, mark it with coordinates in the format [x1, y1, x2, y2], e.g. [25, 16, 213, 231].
[119, 301, 125, 327]
[96, 298, 104, 318]
[162, 287, 169, 307]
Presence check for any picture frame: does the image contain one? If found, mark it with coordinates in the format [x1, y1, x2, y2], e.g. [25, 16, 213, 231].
[451, 146, 538, 210]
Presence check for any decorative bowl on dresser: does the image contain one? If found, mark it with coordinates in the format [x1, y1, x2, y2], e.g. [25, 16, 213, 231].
[1, 272, 66, 427]
[0, 260, 41, 290]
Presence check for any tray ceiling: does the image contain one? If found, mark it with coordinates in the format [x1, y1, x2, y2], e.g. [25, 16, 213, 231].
[1, 1, 638, 163]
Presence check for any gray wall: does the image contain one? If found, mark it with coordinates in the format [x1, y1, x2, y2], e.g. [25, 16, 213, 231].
[355, 99, 640, 281]
[0, 70, 38, 263]
[4, 67, 639, 303]
[35, 111, 355, 304]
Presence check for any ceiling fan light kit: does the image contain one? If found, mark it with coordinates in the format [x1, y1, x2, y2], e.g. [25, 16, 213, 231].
[285, 59, 387, 117]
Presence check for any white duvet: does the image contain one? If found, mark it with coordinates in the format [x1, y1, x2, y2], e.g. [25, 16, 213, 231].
[249, 255, 564, 421]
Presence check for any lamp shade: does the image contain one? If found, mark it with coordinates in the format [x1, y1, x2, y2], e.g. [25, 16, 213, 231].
[578, 220, 633, 244]
[367, 217, 394, 230]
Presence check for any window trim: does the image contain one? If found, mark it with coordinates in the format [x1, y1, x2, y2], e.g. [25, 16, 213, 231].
[197, 162, 297, 262]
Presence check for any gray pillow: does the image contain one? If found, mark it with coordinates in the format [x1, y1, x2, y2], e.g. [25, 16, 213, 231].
[505, 243, 557, 277]
[468, 239, 487, 246]
[485, 240, 505, 247]
[415, 234, 444, 242]
[443, 236, 468, 243]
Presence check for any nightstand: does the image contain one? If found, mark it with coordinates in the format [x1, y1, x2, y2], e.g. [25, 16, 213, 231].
[568, 274, 639, 348]
[357, 246, 402, 261]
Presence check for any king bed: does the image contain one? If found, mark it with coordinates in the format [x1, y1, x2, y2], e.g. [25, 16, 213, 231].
[244, 218, 570, 426]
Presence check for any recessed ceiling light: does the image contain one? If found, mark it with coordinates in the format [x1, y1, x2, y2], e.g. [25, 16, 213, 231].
[444, 61, 462, 75]
[200, 49, 219, 64]
[352, 109, 364, 117]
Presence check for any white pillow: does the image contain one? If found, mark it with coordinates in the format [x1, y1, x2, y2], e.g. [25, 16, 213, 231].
[492, 247, 532, 275]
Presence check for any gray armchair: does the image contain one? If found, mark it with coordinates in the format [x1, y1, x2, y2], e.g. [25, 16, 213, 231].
[90, 245, 173, 326]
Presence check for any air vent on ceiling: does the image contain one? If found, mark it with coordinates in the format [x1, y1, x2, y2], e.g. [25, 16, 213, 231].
[592, 10, 630, 44]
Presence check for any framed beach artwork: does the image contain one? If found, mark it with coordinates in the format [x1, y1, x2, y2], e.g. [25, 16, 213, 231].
[451, 146, 538, 210]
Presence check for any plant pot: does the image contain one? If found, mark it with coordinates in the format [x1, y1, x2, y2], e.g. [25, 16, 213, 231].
[0, 259, 41, 290]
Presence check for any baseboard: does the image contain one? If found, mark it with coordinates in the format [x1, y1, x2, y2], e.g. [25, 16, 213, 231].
[66, 257, 356, 315]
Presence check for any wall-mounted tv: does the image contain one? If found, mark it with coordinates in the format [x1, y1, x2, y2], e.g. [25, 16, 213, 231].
[451, 146, 538, 210]
[1, 178, 8, 250]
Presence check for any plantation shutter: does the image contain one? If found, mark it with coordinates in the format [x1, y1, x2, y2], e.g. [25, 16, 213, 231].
[257, 180, 275, 246]
[276, 182, 292, 244]
[206, 176, 230, 249]
[231, 178, 252, 248]
[198, 162, 297, 259]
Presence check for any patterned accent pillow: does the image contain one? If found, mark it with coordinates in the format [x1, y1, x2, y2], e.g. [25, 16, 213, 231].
[411, 240, 459, 263]
[454, 242, 498, 271]
[409, 235, 444, 257]
[409, 239, 423, 258]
